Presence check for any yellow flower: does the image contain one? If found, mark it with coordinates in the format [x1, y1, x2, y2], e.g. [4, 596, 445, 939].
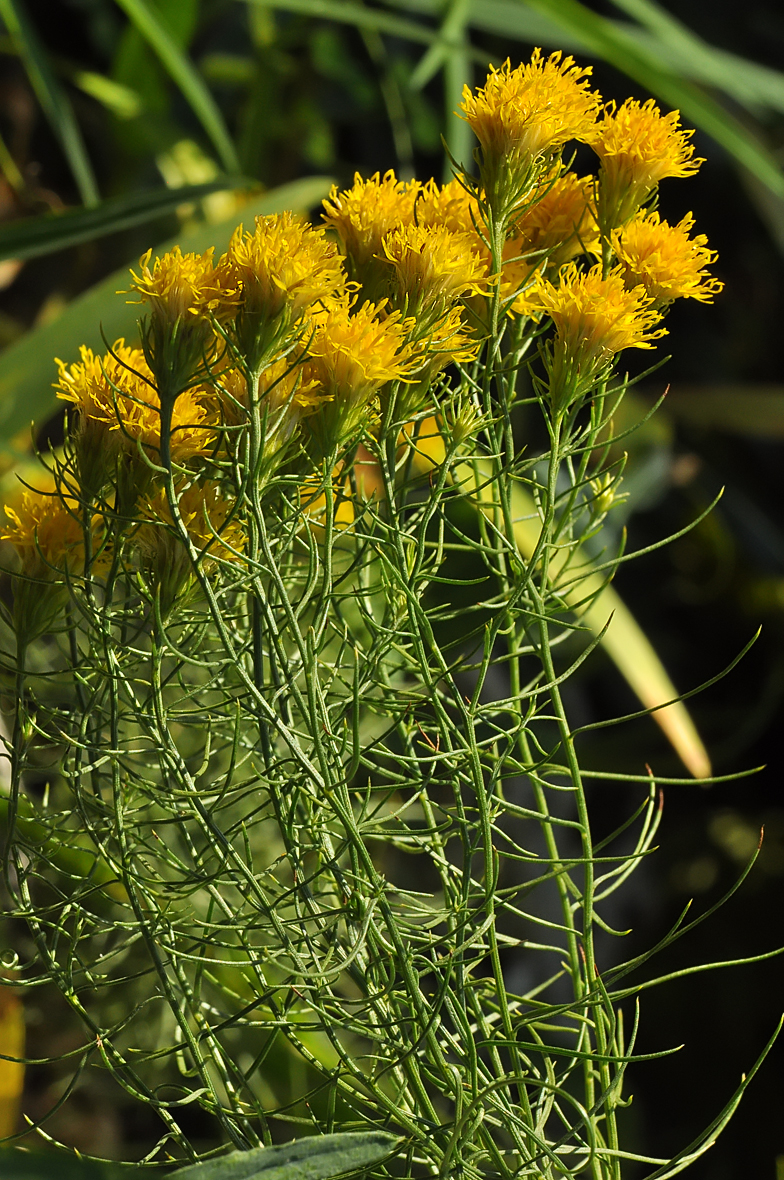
[611, 211, 723, 305]
[416, 177, 485, 240]
[2, 483, 108, 637]
[58, 340, 215, 469]
[3, 487, 87, 578]
[419, 303, 482, 370]
[302, 301, 416, 452]
[136, 481, 244, 615]
[532, 262, 666, 407]
[218, 213, 347, 364]
[130, 246, 233, 323]
[322, 171, 421, 286]
[56, 341, 151, 493]
[381, 223, 488, 320]
[114, 382, 217, 466]
[129, 246, 234, 395]
[591, 99, 702, 227]
[459, 51, 602, 216]
[514, 172, 599, 265]
[216, 360, 320, 426]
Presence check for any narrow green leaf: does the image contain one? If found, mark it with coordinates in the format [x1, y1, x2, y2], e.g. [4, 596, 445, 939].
[174, 1132, 401, 1180]
[72, 70, 143, 119]
[0, 180, 251, 263]
[112, 0, 241, 173]
[245, 0, 437, 47]
[410, 0, 470, 90]
[464, 0, 583, 49]
[607, 0, 784, 114]
[0, 175, 333, 447]
[519, 0, 784, 197]
[0, 0, 99, 206]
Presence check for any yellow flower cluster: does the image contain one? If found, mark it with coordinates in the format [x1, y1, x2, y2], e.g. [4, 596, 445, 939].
[2, 47, 723, 632]
[459, 50, 601, 216]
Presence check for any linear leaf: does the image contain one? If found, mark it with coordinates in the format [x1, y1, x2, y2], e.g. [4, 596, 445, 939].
[493, 469, 711, 778]
[0, 0, 99, 206]
[0, 176, 333, 449]
[245, 0, 437, 46]
[607, 0, 784, 114]
[408, 433, 709, 774]
[410, 0, 470, 90]
[0, 180, 250, 262]
[112, 0, 240, 173]
[174, 1132, 401, 1180]
[464, 0, 583, 48]
[519, 0, 784, 197]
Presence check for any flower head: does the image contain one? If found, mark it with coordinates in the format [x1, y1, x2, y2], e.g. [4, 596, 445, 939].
[303, 301, 416, 452]
[532, 262, 666, 407]
[129, 246, 235, 396]
[2, 484, 107, 636]
[381, 222, 488, 321]
[591, 99, 702, 227]
[416, 178, 485, 240]
[218, 213, 347, 365]
[611, 211, 723, 305]
[56, 341, 153, 494]
[137, 480, 244, 615]
[58, 340, 215, 468]
[514, 172, 599, 265]
[323, 171, 421, 287]
[459, 51, 602, 217]
[3, 487, 87, 578]
[130, 246, 232, 324]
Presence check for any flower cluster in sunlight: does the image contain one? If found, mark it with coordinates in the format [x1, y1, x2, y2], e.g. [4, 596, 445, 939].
[1, 46, 721, 632]
[459, 50, 602, 215]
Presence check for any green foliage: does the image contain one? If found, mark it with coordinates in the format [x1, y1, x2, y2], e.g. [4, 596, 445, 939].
[2, 84, 779, 1171]
[0, 1132, 400, 1178]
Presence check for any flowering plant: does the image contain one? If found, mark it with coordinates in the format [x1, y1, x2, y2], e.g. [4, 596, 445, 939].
[1, 49, 776, 1178]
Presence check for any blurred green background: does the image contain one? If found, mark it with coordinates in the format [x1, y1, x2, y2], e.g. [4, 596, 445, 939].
[0, 0, 782, 1175]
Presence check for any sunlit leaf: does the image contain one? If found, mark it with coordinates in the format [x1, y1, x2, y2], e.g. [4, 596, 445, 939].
[72, 70, 143, 119]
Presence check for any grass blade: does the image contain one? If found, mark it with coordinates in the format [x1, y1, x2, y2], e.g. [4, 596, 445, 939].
[0, 0, 99, 206]
[0, 175, 333, 449]
[0, 180, 250, 262]
[175, 1132, 401, 1179]
[112, 0, 240, 173]
[519, 0, 784, 197]
[607, 0, 784, 114]
[410, 0, 470, 90]
[245, 0, 437, 46]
